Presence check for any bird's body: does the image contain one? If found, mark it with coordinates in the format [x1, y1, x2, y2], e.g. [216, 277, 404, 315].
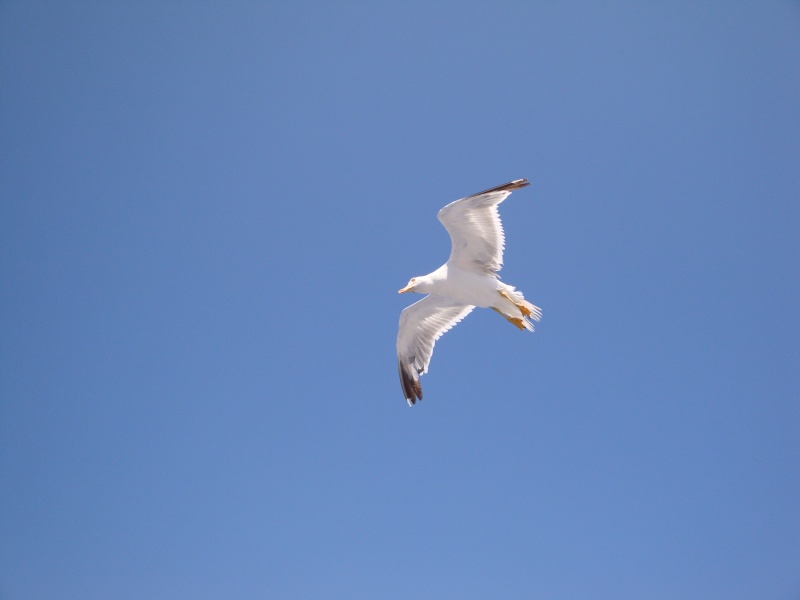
[409, 264, 522, 310]
[396, 179, 541, 406]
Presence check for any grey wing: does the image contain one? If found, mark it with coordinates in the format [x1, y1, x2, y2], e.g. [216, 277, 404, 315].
[396, 295, 475, 406]
[437, 179, 529, 275]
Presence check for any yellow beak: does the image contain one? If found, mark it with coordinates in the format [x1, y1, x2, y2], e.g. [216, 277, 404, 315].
[398, 285, 411, 294]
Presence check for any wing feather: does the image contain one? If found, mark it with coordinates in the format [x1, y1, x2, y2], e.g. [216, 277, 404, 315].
[396, 295, 474, 406]
[437, 179, 529, 275]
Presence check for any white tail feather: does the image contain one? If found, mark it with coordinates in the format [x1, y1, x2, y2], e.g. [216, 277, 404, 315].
[518, 298, 542, 322]
[504, 288, 542, 322]
[521, 316, 536, 332]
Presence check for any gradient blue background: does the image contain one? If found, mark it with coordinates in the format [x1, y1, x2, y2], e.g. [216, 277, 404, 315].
[2, 2, 799, 599]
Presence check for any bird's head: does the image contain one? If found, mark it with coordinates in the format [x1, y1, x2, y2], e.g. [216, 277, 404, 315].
[398, 275, 431, 294]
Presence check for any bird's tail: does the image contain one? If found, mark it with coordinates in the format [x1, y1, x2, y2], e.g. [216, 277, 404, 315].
[517, 297, 542, 323]
[499, 287, 542, 331]
[520, 315, 536, 332]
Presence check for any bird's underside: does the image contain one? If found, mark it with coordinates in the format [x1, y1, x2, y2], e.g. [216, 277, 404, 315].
[396, 179, 541, 406]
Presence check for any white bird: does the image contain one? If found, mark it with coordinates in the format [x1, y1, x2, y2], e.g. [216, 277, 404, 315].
[397, 179, 542, 406]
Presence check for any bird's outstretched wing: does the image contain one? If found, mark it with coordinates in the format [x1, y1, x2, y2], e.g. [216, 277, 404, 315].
[397, 295, 474, 406]
[437, 179, 529, 276]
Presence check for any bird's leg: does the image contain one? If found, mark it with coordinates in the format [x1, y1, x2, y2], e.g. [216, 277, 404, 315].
[491, 307, 526, 330]
[498, 289, 532, 317]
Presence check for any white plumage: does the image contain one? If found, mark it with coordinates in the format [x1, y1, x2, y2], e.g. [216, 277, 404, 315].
[396, 179, 541, 406]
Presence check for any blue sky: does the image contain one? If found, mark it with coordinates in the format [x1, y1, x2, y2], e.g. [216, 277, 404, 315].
[1, 2, 799, 598]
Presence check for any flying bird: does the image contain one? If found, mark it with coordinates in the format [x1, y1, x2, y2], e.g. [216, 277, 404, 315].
[397, 179, 542, 406]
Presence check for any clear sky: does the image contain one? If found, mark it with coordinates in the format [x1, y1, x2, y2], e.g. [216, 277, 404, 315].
[1, 2, 799, 599]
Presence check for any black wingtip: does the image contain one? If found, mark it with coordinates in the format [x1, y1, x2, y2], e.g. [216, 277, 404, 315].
[398, 360, 423, 406]
[467, 178, 530, 198]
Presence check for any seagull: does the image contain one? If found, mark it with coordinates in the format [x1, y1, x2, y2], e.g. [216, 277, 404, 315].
[396, 179, 542, 406]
